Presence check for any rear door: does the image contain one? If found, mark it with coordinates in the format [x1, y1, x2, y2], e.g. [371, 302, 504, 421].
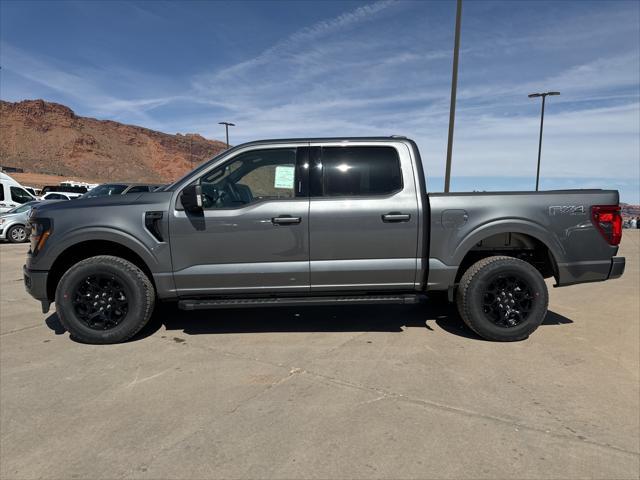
[169, 145, 310, 295]
[308, 142, 420, 291]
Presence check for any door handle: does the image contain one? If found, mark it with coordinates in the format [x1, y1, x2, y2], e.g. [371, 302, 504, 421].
[272, 215, 301, 225]
[382, 212, 411, 223]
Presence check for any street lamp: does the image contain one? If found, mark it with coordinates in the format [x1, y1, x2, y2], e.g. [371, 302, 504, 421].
[444, 0, 463, 193]
[528, 91, 560, 191]
[218, 121, 235, 148]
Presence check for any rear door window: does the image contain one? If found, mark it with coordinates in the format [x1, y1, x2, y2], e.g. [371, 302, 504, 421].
[315, 146, 402, 197]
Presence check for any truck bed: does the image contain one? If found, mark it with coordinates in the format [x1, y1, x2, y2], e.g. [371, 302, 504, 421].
[426, 189, 621, 289]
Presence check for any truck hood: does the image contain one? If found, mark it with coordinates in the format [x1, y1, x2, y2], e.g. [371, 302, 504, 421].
[32, 193, 145, 215]
[30, 191, 174, 217]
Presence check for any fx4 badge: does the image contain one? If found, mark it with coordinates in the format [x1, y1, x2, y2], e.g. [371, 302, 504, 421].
[548, 205, 585, 216]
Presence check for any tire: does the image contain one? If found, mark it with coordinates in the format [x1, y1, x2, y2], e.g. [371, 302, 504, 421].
[456, 256, 548, 341]
[55, 255, 155, 344]
[7, 224, 28, 243]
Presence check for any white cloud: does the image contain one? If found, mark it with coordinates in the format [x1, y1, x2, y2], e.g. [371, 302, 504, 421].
[1, 0, 638, 198]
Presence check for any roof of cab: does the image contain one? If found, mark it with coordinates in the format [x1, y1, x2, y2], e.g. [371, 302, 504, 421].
[236, 136, 411, 147]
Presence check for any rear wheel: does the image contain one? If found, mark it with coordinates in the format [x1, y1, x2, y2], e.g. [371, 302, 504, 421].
[456, 256, 548, 341]
[55, 255, 155, 344]
[7, 224, 28, 243]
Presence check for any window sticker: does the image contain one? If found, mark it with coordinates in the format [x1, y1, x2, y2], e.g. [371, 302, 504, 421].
[274, 165, 295, 189]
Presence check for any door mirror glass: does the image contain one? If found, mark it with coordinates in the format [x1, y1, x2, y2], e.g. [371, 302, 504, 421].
[181, 184, 203, 212]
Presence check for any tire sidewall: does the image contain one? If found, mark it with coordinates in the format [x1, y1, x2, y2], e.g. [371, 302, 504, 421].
[56, 260, 148, 343]
[466, 260, 548, 341]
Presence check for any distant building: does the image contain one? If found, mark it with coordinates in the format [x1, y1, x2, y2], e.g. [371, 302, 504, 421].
[0, 165, 24, 173]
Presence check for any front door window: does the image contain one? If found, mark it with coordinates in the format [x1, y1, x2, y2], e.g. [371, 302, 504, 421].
[199, 148, 297, 209]
[10, 186, 34, 204]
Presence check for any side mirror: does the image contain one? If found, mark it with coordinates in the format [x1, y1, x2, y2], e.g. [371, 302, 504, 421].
[181, 184, 203, 212]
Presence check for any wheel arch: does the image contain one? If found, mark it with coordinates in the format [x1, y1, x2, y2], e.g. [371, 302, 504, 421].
[452, 220, 563, 283]
[47, 239, 155, 301]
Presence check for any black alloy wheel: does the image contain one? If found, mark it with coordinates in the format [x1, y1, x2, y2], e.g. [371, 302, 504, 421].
[481, 273, 534, 328]
[456, 256, 549, 341]
[72, 274, 129, 330]
[55, 255, 155, 344]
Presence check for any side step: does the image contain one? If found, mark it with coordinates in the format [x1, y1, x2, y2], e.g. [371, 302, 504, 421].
[178, 294, 424, 311]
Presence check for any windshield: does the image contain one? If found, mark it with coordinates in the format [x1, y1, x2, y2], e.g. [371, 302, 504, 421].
[83, 184, 127, 198]
[5, 201, 37, 214]
[164, 147, 237, 191]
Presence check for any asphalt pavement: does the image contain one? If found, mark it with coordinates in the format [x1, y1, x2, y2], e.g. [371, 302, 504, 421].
[1, 232, 638, 479]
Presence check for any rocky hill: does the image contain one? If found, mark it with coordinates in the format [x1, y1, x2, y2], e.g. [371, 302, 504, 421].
[0, 99, 228, 183]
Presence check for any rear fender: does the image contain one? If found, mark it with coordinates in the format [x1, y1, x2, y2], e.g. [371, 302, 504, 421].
[452, 219, 566, 267]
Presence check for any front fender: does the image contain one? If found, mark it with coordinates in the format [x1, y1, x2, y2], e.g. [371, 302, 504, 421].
[36, 226, 168, 273]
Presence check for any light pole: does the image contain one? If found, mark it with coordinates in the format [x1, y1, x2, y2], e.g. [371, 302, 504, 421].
[218, 121, 235, 148]
[444, 0, 462, 193]
[528, 91, 560, 191]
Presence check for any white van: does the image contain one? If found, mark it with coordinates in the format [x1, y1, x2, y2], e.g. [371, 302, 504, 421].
[0, 172, 37, 214]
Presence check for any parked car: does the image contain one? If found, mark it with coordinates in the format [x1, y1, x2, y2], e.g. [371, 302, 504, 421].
[24, 186, 41, 197]
[24, 137, 625, 344]
[1, 172, 37, 213]
[41, 192, 82, 201]
[40, 185, 88, 197]
[83, 183, 163, 198]
[0, 201, 39, 243]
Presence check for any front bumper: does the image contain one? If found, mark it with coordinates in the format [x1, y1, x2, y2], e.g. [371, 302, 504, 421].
[608, 256, 625, 280]
[23, 265, 51, 313]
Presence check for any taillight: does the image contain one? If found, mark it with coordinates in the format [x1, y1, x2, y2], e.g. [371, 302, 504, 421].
[591, 205, 622, 246]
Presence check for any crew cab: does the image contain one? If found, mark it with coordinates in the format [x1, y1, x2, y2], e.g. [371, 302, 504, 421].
[23, 137, 625, 343]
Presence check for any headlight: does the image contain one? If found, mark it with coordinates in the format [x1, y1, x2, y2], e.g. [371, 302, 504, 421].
[29, 218, 52, 255]
[0, 218, 5, 226]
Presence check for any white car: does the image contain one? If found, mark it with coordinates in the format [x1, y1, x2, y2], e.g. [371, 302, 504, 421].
[41, 192, 83, 201]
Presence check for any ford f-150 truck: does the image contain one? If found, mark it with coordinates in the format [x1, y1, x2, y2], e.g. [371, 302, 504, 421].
[23, 137, 625, 344]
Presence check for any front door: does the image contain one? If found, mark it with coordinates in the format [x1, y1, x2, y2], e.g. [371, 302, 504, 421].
[169, 146, 310, 296]
[308, 143, 420, 291]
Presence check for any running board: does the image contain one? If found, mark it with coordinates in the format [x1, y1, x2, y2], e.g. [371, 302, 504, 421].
[178, 294, 424, 310]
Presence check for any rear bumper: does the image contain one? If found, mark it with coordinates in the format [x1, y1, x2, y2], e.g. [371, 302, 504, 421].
[557, 256, 625, 286]
[608, 256, 625, 280]
[23, 265, 51, 312]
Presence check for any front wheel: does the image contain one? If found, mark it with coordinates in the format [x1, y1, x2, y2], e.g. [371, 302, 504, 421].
[55, 255, 155, 344]
[456, 256, 549, 341]
[7, 224, 28, 243]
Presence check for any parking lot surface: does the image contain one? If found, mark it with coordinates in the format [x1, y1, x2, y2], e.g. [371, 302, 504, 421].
[1, 232, 638, 479]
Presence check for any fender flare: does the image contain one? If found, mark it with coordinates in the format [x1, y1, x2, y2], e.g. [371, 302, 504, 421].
[43, 226, 160, 273]
[451, 218, 566, 267]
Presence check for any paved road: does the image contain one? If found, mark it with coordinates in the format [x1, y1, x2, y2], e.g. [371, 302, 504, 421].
[1, 233, 638, 479]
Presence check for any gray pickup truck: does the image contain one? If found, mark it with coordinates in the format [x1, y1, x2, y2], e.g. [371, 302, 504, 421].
[24, 137, 625, 344]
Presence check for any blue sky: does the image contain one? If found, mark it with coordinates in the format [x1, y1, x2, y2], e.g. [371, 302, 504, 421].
[1, 0, 639, 202]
